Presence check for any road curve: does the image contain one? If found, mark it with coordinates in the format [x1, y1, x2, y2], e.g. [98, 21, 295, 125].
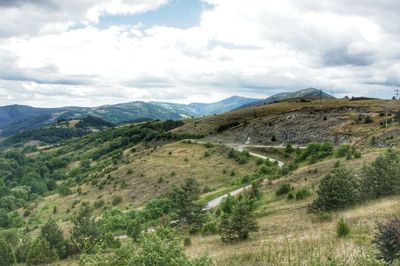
[204, 143, 285, 210]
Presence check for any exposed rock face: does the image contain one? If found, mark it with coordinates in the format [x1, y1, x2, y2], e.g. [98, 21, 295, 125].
[206, 107, 373, 145]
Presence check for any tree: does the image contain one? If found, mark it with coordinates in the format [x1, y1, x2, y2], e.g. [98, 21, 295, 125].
[219, 196, 258, 242]
[26, 237, 58, 265]
[0, 238, 15, 266]
[41, 219, 68, 259]
[311, 166, 360, 211]
[170, 178, 206, 232]
[127, 218, 142, 241]
[360, 150, 400, 199]
[70, 206, 103, 254]
[374, 218, 400, 264]
[130, 228, 211, 266]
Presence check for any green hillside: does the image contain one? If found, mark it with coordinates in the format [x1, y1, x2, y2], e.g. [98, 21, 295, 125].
[0, 100, 400, 265]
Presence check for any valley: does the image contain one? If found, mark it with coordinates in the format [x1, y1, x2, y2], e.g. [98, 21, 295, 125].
[0, 96, 400, 265]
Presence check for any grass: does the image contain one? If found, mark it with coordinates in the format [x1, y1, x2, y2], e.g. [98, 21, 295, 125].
[24, 141, 258, 230]
[186, 150, 390, 265]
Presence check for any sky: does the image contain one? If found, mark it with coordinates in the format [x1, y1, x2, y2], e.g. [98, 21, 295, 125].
[0, 0, 399, 107]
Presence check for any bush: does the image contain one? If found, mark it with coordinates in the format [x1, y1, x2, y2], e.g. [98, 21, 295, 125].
[360, 150, 400, 200]
[40, 219, 68, 259]
[127, 219, 142, 240]
[374, 218, 400, 264]
[70, 206, 103, 254]
[26, 237, 58, 265]
[112, 196, 123, 206]
[336, 218, 350, 238]
[295, 188, 311, 200]
[311, 166, 360, 211]
[0, 238, 15, 266]
[219, 196, 258, 242]
[275, 183, 294, 196]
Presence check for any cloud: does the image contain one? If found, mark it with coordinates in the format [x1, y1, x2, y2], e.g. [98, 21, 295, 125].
[0, 0, 399, 107]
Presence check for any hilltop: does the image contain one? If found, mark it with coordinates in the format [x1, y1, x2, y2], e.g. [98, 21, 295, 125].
[237, 88, 334, 109]
[174, 98, 400, 147]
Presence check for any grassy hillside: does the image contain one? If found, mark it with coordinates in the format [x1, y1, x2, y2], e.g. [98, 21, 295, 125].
[174, 98, 400, 147]
[2, 100, 400, 265]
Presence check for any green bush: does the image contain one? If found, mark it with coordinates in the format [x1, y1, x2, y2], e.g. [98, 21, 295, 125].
[311, 166, 360, 211]
[26, 237, 58, 265]
[336, 218, 350, 238]
[112, 196, 123, 206]
[40, 219, 69, 259]
[275, 183, 294, 196]
[295, 188, 311, 200]
[374, 218, 400, 264]
[0, 238, 15, 266]
[219, 196, 258, 243]
[360, 150, 400, 200]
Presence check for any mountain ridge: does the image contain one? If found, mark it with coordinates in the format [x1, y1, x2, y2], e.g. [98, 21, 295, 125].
[0, 96, 260, 136]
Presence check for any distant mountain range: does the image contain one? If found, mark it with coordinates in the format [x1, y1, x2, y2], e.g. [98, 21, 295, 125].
[0, 96, 259, 136]
[237, 88, 334, 109]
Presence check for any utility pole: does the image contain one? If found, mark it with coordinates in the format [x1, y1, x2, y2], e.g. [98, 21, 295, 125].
[319, 89, 322, 107]
[385, 105, 388, 128]
[395, 88, 400, 100]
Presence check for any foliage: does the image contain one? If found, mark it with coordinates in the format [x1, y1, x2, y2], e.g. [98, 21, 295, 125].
[26, 237, 58, 266]
[170, 178, 206, 232]
[40, 219, 69, 259]
[296, 142, 334, 163]
[335, 144, 361, 159]
[219, 196, 258, 243]
[311, 166, 360, 211]
[360, 150, 400, 200]
[295, 188, 311, 200]
[276, 183, 294, 196]
[228, 148, 250, 164]
[336, 218, 350, 238]
[0, 238, 15, 266]
[374, 218, 400, 264]
[70, 206, 103, 254]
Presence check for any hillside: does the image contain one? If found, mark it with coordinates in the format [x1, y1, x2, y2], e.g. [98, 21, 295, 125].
[174, 98, 400, 147]
[1, 100, 400, 265]
[238, 88, 334, 109]
[0, 96, 259, 137]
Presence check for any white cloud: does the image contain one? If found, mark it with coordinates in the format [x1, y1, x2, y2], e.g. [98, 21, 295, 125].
[0, 0, 399, 106]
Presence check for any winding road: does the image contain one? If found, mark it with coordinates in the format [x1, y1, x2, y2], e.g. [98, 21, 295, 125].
[204, 142, 285, 210]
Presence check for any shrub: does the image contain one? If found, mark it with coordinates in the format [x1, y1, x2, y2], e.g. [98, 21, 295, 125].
[276, 183, 294, 196]
[26, 237, 58, 265]
[336, 218, 350, 238]
[40, 219, 68, 259]
[360, 150, 400, 200]
[112, 196, 123, 206]
[311, 166, 360, 211]
[127, 219, 142, 241]
[219, 196, 258, 242]
[374, 218, 400, 264]
[70, 206, 103, 254]
[93, 199, 105, 209]
[0, 238, 15, 266]
[287, 192, 294, 200]
[295, 188, 311, 200]
[128, 228, 212, 265]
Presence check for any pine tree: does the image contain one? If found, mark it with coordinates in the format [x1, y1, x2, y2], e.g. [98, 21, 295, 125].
[70, 206, 103, 254]
[170, 178, 206, 232]
[26, 237, 58, 265]
[0, 238, 16, 266]
[41, 219, 68, 258]
[219, 196, 258, 242]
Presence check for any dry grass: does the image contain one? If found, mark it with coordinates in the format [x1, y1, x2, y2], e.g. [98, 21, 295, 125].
[26, 141, 258, 230]
[186, 150, 395, 265]
[173, 98, 400, 136]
